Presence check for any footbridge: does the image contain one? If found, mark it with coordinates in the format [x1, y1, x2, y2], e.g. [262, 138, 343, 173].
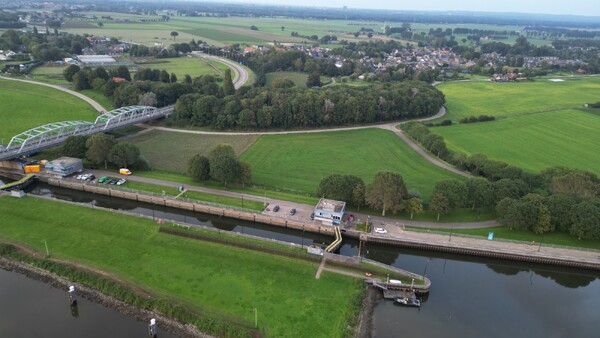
[0, 105, 173, 161]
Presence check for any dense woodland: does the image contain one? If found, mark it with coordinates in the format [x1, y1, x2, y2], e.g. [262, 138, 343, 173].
[169, 81, 445, 130]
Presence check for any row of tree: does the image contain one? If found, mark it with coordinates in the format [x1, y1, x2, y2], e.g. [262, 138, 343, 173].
[402, 121, 600, 239]
[1, 29, 89, 62]
[62, 134, 144, 169]
[171, 81, 445, 130]
[188, 144, 251, 188]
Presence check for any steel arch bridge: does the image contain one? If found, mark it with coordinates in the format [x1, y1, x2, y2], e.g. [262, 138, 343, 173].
[0, 105, 173, 161]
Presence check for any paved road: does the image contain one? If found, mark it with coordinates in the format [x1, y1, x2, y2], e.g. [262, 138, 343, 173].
[0, 75, 107, 112]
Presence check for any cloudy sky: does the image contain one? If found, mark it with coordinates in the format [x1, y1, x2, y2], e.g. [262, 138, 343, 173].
[224, 0, 600, 17]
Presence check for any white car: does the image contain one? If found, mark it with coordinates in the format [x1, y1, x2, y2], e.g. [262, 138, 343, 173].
[374, 227, 387, 234]
[116, 179, 127, 186]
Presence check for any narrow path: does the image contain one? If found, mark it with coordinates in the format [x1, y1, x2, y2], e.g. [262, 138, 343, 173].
[0, 75, 107, 112]
[315, 258, 326, 279]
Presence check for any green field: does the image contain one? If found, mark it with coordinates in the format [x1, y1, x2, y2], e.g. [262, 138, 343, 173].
[265, 71, 332, 88]
[0, 196, 360, 337]
[28, 65, 70, 85]
[433, 108, 600, 174]
[0, 78, 98, 143]
[127, 129, 259, 173]
[438, 77, 600, 121]
[240, 128, 464, 199]
[135, 56, 228, 80]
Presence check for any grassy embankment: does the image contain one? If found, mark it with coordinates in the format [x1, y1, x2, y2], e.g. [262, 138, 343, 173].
[409, 226, 600, 250]
[433, 77, 600, 175]
[135, 56, 229, 80]
[0, 196, 362, 337]
[0, 78, 98, 143]
[117, 180, 265, 211]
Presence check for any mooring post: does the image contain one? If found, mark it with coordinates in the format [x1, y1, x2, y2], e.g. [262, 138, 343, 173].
[148, 318, 157, 337]
[68, 285, 77, 305]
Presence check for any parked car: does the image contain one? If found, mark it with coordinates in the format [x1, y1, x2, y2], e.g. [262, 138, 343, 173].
[98, 176, 108, 183]
[86, 174, 95, 181]
[116, 179, 126, 186]
[273, 205, 280, 212]
[289, 208, 296, 215]
[374, 227, 387, 234]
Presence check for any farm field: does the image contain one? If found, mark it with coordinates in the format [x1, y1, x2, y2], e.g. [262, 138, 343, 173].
[240, 128, 465, 199]
[265, 71, 332, 88]
[127, 129, 259, 173]
[135, 56, 228, 80]
[0, 78, 98, 143]
[0, 196, 360, 337]
[28, 65, 70, 85]
[438, 77, 600, 121]
[433, 109, 600, 174]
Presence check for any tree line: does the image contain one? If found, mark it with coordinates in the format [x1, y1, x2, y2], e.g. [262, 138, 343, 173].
[170, 81, 445, 130]
[62, 134, 144, 170]
[401, 121, 600, 239]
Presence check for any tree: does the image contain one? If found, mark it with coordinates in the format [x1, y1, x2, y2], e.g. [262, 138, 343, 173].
[238, 161, 252, 187]
[352, 182, 366, 211]
[366, 171, 409, 216]
[570, 201, 600, 240]
[306, 72, 322, 87]
[430, 194, 450, 221]
[317, 174, 364, 203]
[170, 73, 177, 83]
[159, 70, 170, 83]
[406, 197, 423, 219]
[63, 64, 80, 82]
[250, 25, 258, 31]
[73, 71, 91, 90]
[281, 26, 285, 31]
[367, 32, 373, 38]
[115, 65, 131, 81]
[208, 144, 241, 188]
[61, 135, 88, 158]
[188, 155, 210, 181]
[467, 177, 493, 210]
[108, 142, 140, 168]
[170, 31, 179, 41]
[432, 179, 467, 210]
[184, 74, 192, 84]
[86, 134, 116, 169]
[496, 198, 518, 228]
[545, 194, 576, 232]
[98, 22, 104, 28]
[138, 92, 157, 106]
[223, 69, 235, 96]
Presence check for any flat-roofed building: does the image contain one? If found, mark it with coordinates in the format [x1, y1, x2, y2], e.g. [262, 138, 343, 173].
[45, 157, 82, 177]
[314, 198, 346, 225]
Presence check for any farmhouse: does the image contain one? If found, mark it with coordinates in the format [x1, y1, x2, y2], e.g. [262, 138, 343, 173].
[314, 198, 346, 225]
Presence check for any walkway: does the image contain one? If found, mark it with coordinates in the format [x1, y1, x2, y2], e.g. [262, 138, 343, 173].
[0, 75, 107, 112]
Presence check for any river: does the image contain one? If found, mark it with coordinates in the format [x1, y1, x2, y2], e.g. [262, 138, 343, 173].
[4, 182, 600, 337]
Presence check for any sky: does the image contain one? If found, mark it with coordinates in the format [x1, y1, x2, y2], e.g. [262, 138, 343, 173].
[221, 0, 600, 17]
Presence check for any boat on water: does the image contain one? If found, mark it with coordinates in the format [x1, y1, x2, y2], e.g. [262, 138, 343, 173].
[394, 297, 421, 307]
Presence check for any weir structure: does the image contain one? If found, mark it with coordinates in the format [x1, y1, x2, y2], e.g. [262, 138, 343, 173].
[0, 105, 173, 161]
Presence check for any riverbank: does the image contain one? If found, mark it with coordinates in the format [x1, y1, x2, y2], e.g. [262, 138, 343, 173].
[0, 250, 209, 338]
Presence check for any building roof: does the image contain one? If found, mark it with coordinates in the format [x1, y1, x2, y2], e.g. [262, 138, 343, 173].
[315, 198, 346, 213]
[49, 157, 81, 168]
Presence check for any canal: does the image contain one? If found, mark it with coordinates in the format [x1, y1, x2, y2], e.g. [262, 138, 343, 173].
[3, 181, 599, 337]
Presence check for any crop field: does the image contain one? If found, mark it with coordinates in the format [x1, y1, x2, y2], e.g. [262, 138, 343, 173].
[0, 196, 360, 337]
[127, 129, 259, 173]
[265, 71, 332, 88]
[0, 78, 98, 143]
[135, 56, 228, 79]
[438, 77, 600, 121]
[240, 128, 464, 199]
[433, 109, 600, 174]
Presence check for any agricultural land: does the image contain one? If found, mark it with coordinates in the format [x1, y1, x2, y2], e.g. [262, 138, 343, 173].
[0, 78, 98, 142]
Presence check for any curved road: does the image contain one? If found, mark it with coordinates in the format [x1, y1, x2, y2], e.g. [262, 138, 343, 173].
[191, 52, 249, 89]
[0, 75, 107, 112]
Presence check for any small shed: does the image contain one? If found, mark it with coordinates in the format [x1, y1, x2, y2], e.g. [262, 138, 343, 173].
[46, 157, 83, 177]
[314, 198, 346, 225]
